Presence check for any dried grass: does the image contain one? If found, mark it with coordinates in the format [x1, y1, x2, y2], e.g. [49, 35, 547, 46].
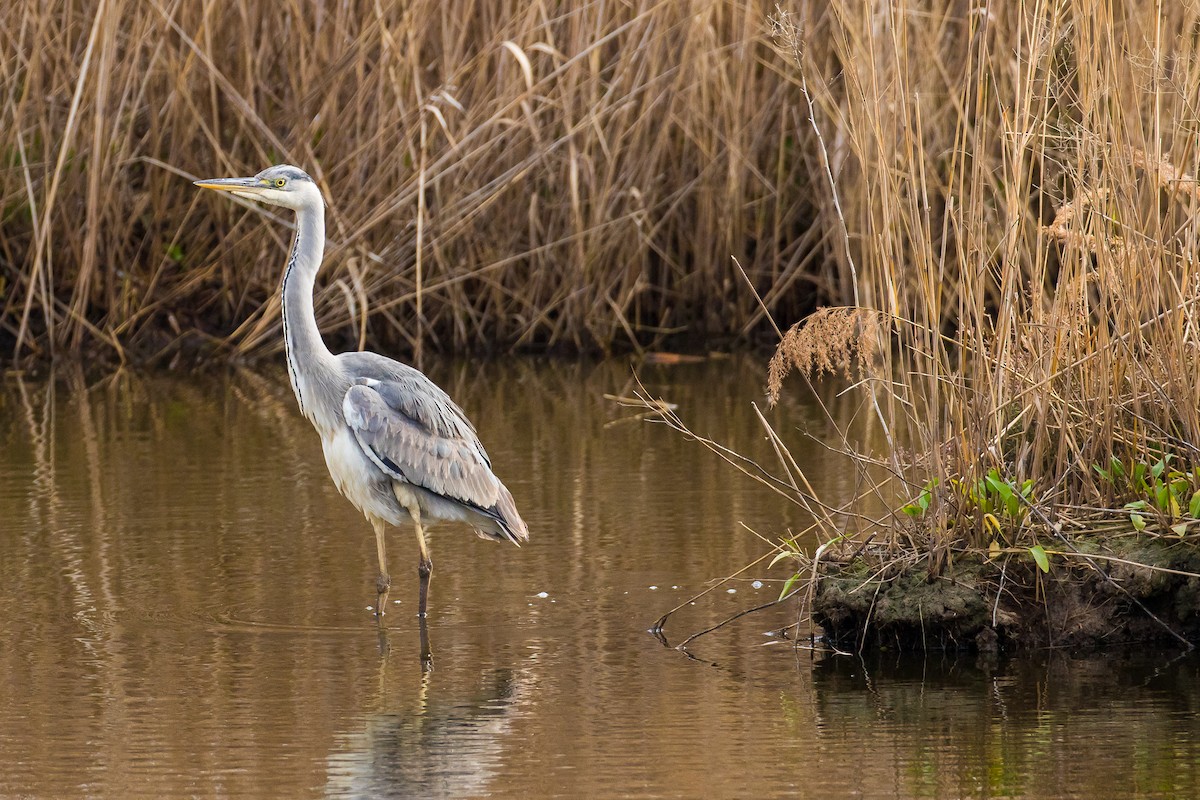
[0, 0, 836, 363]
[766, 307, 883, 402]
[761, 1, 1200, 558]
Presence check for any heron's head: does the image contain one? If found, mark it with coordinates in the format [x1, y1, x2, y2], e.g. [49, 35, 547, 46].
[194, 164, 323, 211]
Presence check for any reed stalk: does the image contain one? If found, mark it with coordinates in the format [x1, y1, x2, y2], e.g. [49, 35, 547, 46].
[768, 1, 1200, 558]
[0, 0, 828, 363]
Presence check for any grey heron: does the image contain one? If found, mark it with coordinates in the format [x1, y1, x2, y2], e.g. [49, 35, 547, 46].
[195, 165, 528, 619]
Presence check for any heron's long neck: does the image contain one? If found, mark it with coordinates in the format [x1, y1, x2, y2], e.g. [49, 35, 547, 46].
[281, 202, 336, 422]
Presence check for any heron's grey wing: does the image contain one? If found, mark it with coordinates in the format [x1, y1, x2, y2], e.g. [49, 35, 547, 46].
[342, 378, 501, 512]
[337, 356, 493, 468]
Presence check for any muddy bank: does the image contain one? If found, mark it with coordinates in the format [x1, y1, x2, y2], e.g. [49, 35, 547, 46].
[812, 536, 1200, 652]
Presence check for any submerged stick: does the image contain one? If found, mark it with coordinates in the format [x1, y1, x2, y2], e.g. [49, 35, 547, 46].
[649, 552, 775, 639]
[672, 587, 805, 650]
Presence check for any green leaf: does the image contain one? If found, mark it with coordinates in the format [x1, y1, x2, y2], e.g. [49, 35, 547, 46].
[1003, 494, 1022, 520]
[986, 475, 1016, 519]
[985, 473, 1008, 497]
[1189, 490, 1200, 519]
[1131, 512, 1146, 532]
[1029, 545, 1050, 573]
[1004, 494, 1020, 519]
[769, 550, 796, 568]
[1124, 500, 1148, 510]
[973, 480, 992, 514]
[1156, 483, 1171, 512]
[778, 572, 802, 600]
[1172, 522, 1189, 537]
[1093, 464, 1112, 482]
[1133, 463, 1148, 492]
[1151, 457, 1168, 479]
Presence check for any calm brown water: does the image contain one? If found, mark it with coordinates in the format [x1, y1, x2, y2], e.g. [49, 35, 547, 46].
[2, 358, 1199, 799]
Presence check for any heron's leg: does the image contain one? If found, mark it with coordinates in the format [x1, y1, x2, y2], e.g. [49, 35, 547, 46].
[371, 518, 391, 616]
[418, 615, 433, 673]
[414, 517, 433, 619]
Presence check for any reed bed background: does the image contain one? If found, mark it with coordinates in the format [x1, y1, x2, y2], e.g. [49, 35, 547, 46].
[758, 1, 1200, 568]
[632, 1, 1200, 650]
[1, 0, 841, 365]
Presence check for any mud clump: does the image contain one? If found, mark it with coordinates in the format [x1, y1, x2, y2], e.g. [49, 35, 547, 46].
[812, 537, 1200, 652]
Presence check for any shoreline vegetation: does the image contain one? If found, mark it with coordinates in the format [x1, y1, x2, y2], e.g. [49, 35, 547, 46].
[11, 2, 1200, 650]
[650, 4, 1200, 652]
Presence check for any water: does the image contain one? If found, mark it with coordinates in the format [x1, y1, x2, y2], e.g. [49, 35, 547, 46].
[2, 358, 1199, 798]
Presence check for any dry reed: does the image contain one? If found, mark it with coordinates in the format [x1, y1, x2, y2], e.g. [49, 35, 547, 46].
[762, 1, 1200, 560]
[766, 306, 883, 395]
[0, 0, 835, 364]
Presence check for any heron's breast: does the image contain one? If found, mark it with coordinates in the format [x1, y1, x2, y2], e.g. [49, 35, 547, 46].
[320, 428, 398, 522]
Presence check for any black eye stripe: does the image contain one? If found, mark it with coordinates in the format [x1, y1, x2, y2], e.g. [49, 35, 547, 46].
[255, 167, 312, 184]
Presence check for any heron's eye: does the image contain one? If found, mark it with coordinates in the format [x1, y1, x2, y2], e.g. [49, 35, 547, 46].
[275, 178, 287, 188]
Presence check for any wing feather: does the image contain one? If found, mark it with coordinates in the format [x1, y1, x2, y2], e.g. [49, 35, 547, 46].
[342, 380, 501, 513]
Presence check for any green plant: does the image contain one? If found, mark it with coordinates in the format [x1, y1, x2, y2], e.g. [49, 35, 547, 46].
[900, 478, 939, 517]
[964, 469, 1035, 534]
[1095, 455, 1200, 535]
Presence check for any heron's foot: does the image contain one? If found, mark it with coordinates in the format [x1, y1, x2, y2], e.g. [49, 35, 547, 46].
[374, 573, 391, 618]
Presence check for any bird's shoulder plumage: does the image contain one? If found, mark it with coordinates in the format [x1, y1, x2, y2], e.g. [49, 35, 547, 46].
[337, 352, 500, 512]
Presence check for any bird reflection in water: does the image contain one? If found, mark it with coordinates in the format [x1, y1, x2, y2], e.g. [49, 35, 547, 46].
[325, 666, 527, 798]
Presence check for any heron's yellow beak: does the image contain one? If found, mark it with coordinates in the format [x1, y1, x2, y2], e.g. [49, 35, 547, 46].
[194, 176, 266, 195]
